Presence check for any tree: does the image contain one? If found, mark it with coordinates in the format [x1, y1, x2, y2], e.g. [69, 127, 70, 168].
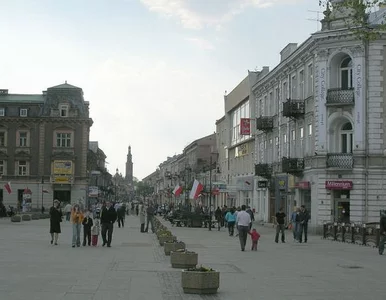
[135, 181, 154, 201]
[319, 0, 386, 41]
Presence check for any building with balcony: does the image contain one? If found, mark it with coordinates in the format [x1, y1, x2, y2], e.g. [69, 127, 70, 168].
[253, 3, 386, 228]
[0, 82, 93, 209]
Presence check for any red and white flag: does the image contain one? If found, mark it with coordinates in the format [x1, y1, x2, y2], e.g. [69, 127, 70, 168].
[189, 179, 204, 200]
[172, 185, 183, 197]
[4, 182, 11, 194]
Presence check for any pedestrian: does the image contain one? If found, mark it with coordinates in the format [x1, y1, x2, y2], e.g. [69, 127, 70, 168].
[248, 228, 261, 251]
[246, 206, 255, 230]
[117, 205, 126, 228]
[101, 201, 117, 247]
[135, 204, 139, 216]
[91, 217, 100, 246]
[49, 199, 63, 245]
[290, 207, 300, 242]
[379, 211, 386, 255]
[139, 202, 145, 232]
[225, 208, 236, 236]
[298, 205, 310, 243]
[82, 211, 93, 246]
[236, 205, 251, 251]
[275, 207, 286, 243]
[144, 202, 155, 233]
[71, 204, 84, 248]
[64, 202, 72, 221]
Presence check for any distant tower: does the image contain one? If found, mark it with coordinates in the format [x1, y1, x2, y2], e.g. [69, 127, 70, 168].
[125, 146, 133, 188]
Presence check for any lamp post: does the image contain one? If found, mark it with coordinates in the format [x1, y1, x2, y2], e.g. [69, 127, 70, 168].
[41, 177, 44, 211]
[115, 168, 119, 202]
[209, 155, 213, 231]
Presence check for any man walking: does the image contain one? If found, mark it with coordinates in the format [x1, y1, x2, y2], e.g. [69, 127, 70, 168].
[379, 210, 386, 255]
[236, 205, 251, 251]
[144, 202, 155, 233]
[275, 207, 286, 243]
[101, 201, 117, 247]
[298, 205, 310, 243]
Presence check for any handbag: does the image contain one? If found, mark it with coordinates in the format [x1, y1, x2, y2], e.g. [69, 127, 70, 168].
[287, 223, 292, 230]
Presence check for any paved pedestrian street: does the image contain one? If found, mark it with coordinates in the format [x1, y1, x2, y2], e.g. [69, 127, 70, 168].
[0, 215, 384, 300]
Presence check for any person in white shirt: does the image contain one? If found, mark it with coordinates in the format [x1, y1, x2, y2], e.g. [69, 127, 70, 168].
[236, 205, 251, 251]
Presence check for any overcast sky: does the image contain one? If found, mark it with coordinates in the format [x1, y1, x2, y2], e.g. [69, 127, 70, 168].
[0, 0, 320, 180]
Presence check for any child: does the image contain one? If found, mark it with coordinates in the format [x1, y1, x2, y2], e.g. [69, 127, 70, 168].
[91, 217, 100, 246]
[82, 211, 93, 246]
[248, 228, 261, 251]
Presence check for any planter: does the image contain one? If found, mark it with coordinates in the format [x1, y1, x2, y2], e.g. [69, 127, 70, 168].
[159, 235, 176, 246]
[21, 214, 31, 221]
[181, 269, 220, 294]
[11, 215, 21, 222]
[31, 214, 40, 220]
[164, 241, 185, 256]
[170, 251, 198, 268]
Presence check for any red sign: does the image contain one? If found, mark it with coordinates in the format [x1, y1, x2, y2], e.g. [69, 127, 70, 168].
[296, 181, 310, 189]
[325, 181, 353, 190]
[240, 118, 251, 135]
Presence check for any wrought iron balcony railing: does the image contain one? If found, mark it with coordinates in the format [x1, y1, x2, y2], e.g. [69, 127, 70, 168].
[282, 99, 305, 119]
[255, 163, 272, 179]
[256, 116, 274, 132]
[326, 153, 353, 168]
[281, 157, 304, 175]
[326, 88, 354, 106]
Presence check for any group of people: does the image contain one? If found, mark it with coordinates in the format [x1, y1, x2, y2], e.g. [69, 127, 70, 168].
[49, 200, 119, 248]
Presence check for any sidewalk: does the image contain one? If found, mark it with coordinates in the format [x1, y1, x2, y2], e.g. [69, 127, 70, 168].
[0, 215, 384, 300]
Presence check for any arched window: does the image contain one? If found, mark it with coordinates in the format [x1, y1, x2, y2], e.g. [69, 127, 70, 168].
[340, 56, 353, 90]
[340, 122, 353, 153]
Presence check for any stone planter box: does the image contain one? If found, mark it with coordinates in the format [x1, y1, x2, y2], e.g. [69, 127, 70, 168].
[21, 214, 31, 221]
[170, 251, 198, 268]
[11, 215, 21, 222]
[158, 235, 176, 246]
[31, 214, 40, 220]
[181, 270, 220, 294]
[164, 241, 185, 256]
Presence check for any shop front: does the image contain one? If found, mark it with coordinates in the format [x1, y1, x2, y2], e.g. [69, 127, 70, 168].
[296, 181, 311, 215]
[325, 180, 353, 223]
[51, 160, 74, 205]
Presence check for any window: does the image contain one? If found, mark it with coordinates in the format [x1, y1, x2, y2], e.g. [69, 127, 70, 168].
[308, 124, 312, 136]
[275, 88, 280, 115]
[18, 160, 27, 176]
[20, 109, 28, 117]
[230, 101, 250, 146]
[0, 160, 4, 175]
[291, 130, 295, 141]
[307, 64, 313, 96]
[0, 108, 4, 116]
[269, 92, 274, 115]
[283, 133, 287, 144]
[18, 131, 28, 147]
[300, 127, 304, 139]
[299, 70, 305, 99]
[283, 82, 288, 101]
[60, 105, 68, 117]
[341, 122, 353, 153]
[0, 132, 5, 147]
[275, 136, 279, 146]
[225, 148, 228, 159]
[56, 133, 71, 147]
[291, 75, 297, 99]
[264, 95, 268, 115]
[340, 57, 353, 90]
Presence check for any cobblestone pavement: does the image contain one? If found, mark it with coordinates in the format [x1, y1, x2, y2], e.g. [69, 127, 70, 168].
[0, 216, 384, 300]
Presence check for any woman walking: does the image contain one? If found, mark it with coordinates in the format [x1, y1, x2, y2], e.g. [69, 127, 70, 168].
[139, 202, 145, 232]
[71, 204, 84, 248]
[49, 199, 63, 245]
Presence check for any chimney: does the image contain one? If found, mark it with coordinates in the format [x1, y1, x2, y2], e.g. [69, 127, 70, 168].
[280, 43, 298, 62]
[0, 89, 8, 95]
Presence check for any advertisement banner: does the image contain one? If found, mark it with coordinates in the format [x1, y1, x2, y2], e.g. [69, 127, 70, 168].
[325, 181, 353, 190]
[53, 160, 73, 175]
[88, 186, 99, 197]
[240, 118, 251, 135]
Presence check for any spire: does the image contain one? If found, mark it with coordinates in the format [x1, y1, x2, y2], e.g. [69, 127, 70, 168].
[128, 145, 131, 154]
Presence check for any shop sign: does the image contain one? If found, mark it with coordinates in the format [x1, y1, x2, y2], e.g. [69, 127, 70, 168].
[89, 186, 99, 197]
[237, 143, 248, 157]
[52, 175, 73, 184]
[53, 160, 73, 175]
[240, 118, 251, 135]
[325, 180, 353, 190]
[296, 181, 310, 189]
[257, 181, 267, 188]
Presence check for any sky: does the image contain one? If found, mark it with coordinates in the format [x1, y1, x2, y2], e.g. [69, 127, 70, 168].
[0, 0, 321, 180]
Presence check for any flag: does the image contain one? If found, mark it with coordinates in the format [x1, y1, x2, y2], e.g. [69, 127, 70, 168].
[172, 185, 183, 197]
[4, 182, 11, 194]
[42, 189, 49, 194]
[189, 179, 204, 200]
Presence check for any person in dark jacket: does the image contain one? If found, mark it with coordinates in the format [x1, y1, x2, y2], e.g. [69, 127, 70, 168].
[100, 201, 117, 247]
[49, 199, 63, 245]
[298, 205, 310, 243]
[379, 211, 386, 255]
[144, 202, 155, 233]
[82, 211, 93, 246]
[117, 205, 126, 228]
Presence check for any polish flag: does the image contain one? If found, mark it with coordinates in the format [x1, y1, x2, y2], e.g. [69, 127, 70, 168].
[172, 185, 183, 197]
[189, 179, 204, 200]
[4, 182, 12, 194]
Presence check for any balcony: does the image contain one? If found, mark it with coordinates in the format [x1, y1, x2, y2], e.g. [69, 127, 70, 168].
[281, 157, 304, 175]
[255, 163, 272, 179]
[326, 88, 354, 106]
[326, 153, 353, 169]
[256, 116, 274, 132]
[282, 99, 305, 119]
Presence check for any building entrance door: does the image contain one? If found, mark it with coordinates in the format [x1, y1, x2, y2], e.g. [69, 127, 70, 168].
[54, 191, 71, 205]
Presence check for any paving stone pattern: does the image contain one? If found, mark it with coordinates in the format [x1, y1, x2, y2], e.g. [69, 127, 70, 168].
[0, 216, 385, 300]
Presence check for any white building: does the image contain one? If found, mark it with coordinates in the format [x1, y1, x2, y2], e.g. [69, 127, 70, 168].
[253, 2, 386, 228]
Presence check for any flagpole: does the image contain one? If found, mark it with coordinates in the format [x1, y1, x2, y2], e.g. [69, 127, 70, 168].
[209, 155, 212, 231]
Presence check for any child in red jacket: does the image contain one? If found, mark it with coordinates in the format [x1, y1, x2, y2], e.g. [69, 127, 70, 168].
[248, 228, 261, 251]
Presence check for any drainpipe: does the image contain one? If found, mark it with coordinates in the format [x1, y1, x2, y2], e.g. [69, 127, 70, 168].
[364, 39, 369, 223]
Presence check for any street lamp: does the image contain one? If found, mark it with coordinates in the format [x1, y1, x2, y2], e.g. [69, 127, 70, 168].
[115, 168, 119, 202]
[41, 177, 44, 212]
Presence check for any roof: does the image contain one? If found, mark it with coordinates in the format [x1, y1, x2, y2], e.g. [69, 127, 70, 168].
[0, 94, 44, 103]
[48, 82, 82, 90]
